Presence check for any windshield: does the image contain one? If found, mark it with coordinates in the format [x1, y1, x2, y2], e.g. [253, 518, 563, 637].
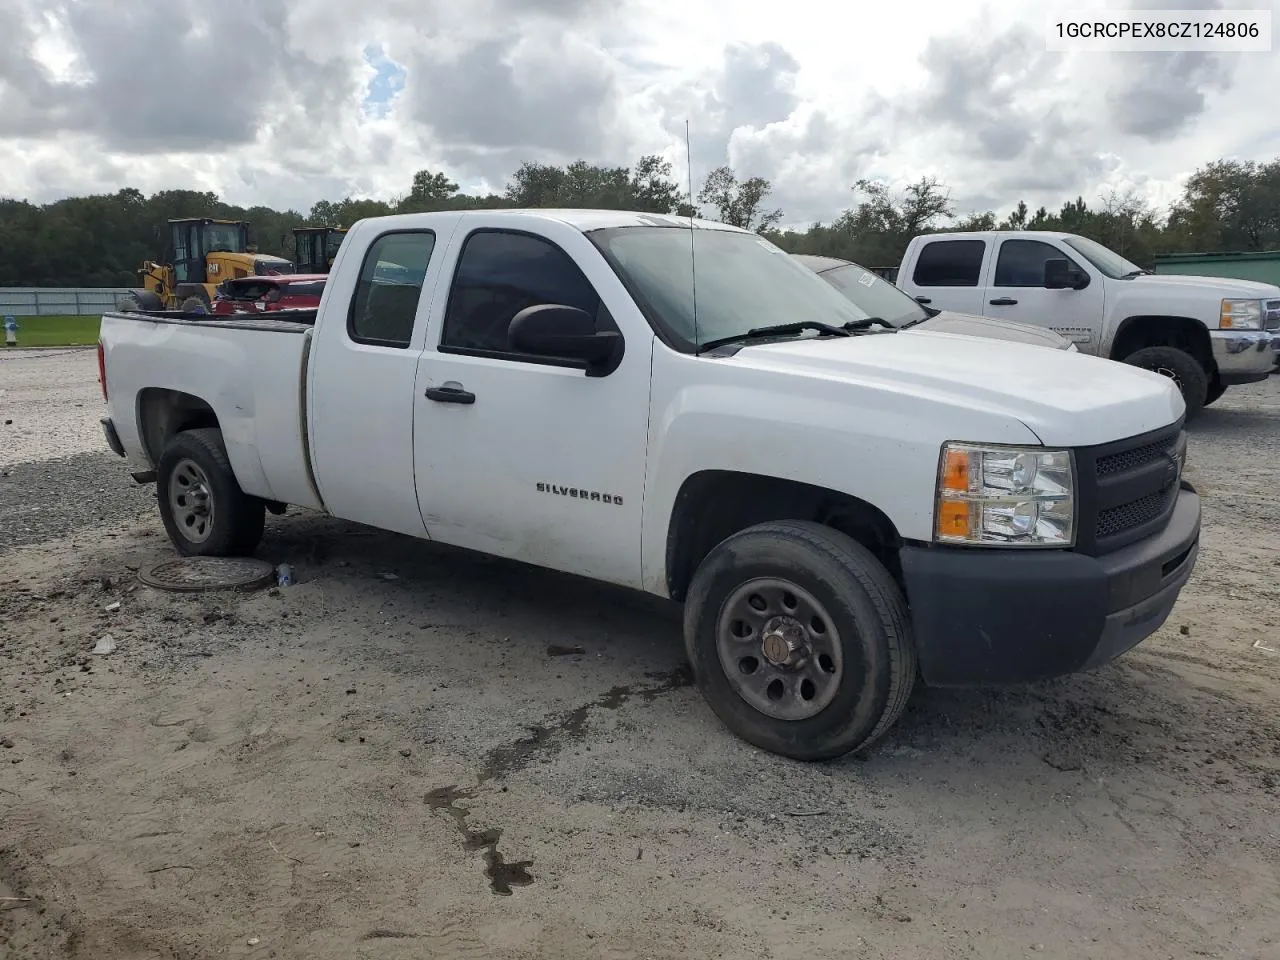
[1061, 235, 1142, 279]
[203, 223, 245, 253]
[811, 262, 927, 327]
[589, 226, 873, 350]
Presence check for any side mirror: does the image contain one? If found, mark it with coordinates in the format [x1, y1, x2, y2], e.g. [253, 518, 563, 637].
[508, 304, 622, 374]
[1044, 258, 1089, 290]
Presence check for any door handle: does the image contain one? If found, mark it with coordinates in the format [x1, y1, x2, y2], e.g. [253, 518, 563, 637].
[424, 383, 475, 404]
[914, 296, 932, 304]
[989, 297, 1018, 306]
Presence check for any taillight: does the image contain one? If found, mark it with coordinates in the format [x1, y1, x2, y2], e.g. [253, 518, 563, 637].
[97, 340, 108, 402]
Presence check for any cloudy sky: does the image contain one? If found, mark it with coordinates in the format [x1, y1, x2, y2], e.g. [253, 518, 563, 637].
[1, 0, 1277, 228]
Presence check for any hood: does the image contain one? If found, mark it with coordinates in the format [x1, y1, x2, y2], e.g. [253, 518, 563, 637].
[908, 310, 1074, 349]
[1136, 273, 1280, 299]
[735, 332, 1184, 447]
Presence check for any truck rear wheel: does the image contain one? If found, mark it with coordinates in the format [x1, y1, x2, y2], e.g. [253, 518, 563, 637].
[1121, 346, 1208, 419]
[682, 520, 916, 761]
[156, 428, 265, 557]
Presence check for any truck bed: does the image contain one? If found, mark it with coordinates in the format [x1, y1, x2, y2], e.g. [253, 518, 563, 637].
[98, 310, 323, 510]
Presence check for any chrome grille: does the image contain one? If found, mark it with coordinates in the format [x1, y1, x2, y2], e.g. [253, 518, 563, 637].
[1263, 299, 1280, 331]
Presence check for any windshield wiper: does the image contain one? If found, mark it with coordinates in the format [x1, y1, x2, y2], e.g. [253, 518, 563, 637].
[1121, 269, 1151, 278]
[698, 320, 850, 353]
[842, 317, 891, 331]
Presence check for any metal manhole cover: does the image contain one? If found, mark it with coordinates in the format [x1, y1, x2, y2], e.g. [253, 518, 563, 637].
[138, 556, 276, 593]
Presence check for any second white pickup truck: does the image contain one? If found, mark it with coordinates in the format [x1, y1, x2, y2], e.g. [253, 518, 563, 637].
[896, 230, 1280, 418]
[98, 210, 1201, 761]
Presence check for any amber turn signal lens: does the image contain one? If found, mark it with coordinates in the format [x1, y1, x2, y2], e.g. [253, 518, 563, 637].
[941, 448, 970, 493]
[937, 500, 971, 539]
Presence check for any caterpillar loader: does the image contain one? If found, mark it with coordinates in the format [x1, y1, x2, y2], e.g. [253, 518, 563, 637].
[292, 225, 348, 275]
[120, 218, 295, 313]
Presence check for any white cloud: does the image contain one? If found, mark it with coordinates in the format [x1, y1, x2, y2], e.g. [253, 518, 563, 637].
[0, 0, 1276, 223]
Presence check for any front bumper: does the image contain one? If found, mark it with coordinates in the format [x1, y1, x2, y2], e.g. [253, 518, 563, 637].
[1211, 329, 1275, 384]
[899, 484, 1200, 686]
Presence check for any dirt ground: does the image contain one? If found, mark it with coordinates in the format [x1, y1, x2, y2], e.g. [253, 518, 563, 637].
[2, 350, 1278, 960]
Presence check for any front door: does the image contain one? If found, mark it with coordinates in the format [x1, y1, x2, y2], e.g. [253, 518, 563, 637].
[412, 224, 651, 589]
[982, 238, 1105, 350]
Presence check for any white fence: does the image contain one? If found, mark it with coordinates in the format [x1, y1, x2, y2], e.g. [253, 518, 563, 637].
[0, 287, 136, 317]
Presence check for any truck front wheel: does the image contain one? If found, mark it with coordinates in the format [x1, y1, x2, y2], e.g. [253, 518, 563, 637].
[156, 428, 265, 557]
[1121, 345, 1209, 419]
[682, 520, 916, 761]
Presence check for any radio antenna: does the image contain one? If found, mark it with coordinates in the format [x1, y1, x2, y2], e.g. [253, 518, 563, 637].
[685, 119, 700, 349]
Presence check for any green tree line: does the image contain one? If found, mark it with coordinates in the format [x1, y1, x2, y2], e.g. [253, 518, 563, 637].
[1, 154, 1276, 287]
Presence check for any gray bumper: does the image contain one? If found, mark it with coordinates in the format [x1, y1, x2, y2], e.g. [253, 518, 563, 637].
[1211, 329, 1275, 384]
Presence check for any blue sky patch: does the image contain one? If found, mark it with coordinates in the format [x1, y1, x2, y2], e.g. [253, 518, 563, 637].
[362, 43, 406, 117]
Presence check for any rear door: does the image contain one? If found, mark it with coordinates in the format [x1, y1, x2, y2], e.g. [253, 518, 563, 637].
[981, 237, 1104, 349]
[900, 237, 990, 315]
[306, 217, 461, 536]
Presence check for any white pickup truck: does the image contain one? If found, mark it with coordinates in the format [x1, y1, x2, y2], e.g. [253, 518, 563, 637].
[897, 230, 1280, 418]
[98, 210, 1201, 761]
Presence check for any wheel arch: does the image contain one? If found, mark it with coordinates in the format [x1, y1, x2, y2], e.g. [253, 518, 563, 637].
[1110, 315, 1214, 374]
[664, 469, 905, 602]
[136, 388, 221, 468]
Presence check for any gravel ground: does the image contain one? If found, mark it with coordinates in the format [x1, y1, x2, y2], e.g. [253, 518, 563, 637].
[0, 452, 157, 552]
[0, 347, 105, 468]
[1, 352, 1278, 960]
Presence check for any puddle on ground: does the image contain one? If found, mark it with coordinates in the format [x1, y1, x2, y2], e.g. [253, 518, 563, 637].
[479, 667, 692, 783]
[425, 785, 534, 896]
[424, 669, 692, 894]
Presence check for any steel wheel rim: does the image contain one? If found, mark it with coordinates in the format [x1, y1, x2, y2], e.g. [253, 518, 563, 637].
[715, 577, 844, 721]
[169, 458, 215, 543]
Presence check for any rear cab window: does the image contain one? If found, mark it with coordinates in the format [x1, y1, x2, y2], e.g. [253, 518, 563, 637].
[912, 239, 987, 287]
[347, 231, 437, 348]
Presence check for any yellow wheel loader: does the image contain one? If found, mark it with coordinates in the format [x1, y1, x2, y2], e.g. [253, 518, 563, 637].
[119, 218, 296, 314]
[292, 225, 348, 275]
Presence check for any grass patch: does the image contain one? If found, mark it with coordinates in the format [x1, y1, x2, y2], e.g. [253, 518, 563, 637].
[2, 315, 101, 348]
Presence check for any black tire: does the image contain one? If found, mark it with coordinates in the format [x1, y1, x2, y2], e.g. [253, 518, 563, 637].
[135, 290, 165, 312]
[1203, 380, 1227, 407]
[1121, 345, 1209, 420]
[156, 428, 265, 557]
[174, 284, 212, 309]
[181, 296, 208, 315]
[682, 520, 916, 761]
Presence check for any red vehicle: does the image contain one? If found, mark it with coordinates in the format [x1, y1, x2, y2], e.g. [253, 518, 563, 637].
[211, 275, 327, 316]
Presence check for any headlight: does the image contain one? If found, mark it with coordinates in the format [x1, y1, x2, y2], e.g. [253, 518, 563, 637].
[935, 443, 1076, 547]
[1220, 298, 1263, 330]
